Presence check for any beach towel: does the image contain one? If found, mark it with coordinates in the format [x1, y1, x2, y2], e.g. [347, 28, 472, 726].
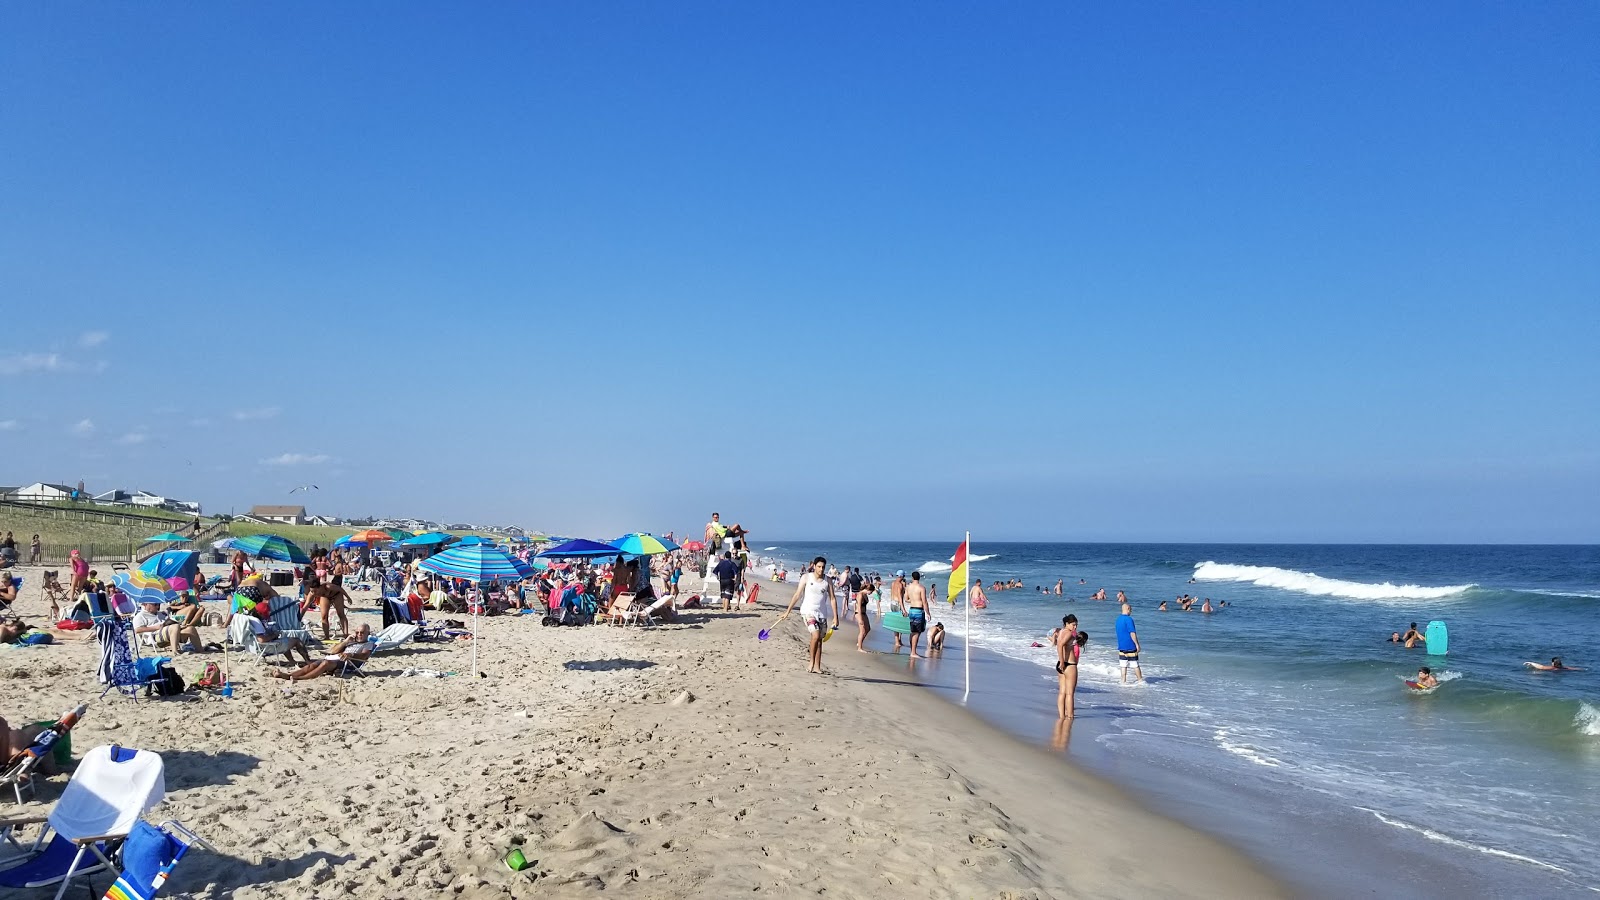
[96, 618, 138, 687]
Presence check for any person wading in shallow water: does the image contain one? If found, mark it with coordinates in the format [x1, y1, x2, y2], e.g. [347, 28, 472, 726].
[904, 571, 931, 659]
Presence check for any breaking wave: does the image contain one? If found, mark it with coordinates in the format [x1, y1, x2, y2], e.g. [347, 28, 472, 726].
[1193, 562, 1473, 601]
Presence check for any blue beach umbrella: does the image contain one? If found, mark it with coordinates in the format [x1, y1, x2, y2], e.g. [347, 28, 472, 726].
[537, 538, 623, 559]
[455, 535, 496, 546]
[140, 550, 201, 587]
[399, 531, 455, 547]
[416, 544, 532, 677]
[230, 533, 312, 565]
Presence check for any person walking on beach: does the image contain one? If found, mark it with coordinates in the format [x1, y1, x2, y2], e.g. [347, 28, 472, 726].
[904, 571, 931, 659]
[1116, 603, 1143, 683]
[68, 549, 88, 597]
[853, 579, 872, 652]
[28, 535, 40, 565]
[713, 551, 739, 611]
[777, 557, 839, 675]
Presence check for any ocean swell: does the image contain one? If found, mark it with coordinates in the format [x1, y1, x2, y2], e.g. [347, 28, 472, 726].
[1193, 562, 1473, 601]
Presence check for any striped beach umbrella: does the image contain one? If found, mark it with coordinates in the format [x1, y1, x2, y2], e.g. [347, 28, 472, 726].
[610, 533, 680, 556]
[416, 544, 531, 677]
[231, 533, 312, 565]
[113, 571, 177, 606]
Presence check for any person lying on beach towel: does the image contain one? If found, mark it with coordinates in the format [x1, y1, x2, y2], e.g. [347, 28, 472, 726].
[268, 624, 374, 681]
[0, 619, 53, 645]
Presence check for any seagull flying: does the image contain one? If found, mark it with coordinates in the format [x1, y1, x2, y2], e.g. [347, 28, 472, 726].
[289, 484, 320, 494]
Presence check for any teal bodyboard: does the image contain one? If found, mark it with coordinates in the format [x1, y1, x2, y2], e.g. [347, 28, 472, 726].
[881, 612, 912, 635]
[1425, 620, 1448, 655]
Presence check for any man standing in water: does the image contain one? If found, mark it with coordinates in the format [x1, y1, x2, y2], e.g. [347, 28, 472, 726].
[904, 571, 931, 659]
[1115, 602, 1143, 683]
[890, 570, 906, 617]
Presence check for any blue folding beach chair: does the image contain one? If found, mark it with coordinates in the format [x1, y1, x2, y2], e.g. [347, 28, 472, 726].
[99, 819, 213, 900]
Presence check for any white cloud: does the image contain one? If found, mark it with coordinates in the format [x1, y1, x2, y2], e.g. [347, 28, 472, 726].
[116, 432, 151, 446]
[261, 452, 331, 466]
[0, 420, 18, 431]
[233, 407, 281, 421]
[70, 418, 95, 437]
[0, 353, 75, 375]
[79, 331, 110, 348]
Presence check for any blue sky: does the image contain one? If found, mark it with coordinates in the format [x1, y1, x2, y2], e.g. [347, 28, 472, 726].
[2, 3, 1596, 543]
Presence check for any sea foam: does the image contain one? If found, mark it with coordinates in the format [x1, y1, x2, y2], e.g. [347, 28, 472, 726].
[1193, 561, 1473, 601]
[1577, 702, 1600, 737]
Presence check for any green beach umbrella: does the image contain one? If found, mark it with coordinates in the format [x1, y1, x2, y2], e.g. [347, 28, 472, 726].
[144, 532, 191, 543]
[231, 533, 312, 565]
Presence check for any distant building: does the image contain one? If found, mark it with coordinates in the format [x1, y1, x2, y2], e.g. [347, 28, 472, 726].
[13, 482, 75, 502]
[248, 505, 307, 525]
[307, 514, 342, 528]
[92, 488, 201, 515]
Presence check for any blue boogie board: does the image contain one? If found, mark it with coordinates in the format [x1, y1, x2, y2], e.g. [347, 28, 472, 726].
[1425, 620, 1448, 656]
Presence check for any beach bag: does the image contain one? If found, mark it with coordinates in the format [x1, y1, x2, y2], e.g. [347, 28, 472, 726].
[193, 662, 222, 689]
[150, 662, 186, 698]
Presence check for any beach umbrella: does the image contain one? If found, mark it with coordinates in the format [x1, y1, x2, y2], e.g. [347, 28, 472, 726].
[140, 550, 200, 587]
[333, 535, 364, 549]
[610, 533, 680, 556]
[230, 533, 312, 565]
[143, 532, 190, 543]
[399, 531, 454, 547]
[344, 529, 394, 545]
[113, 571, 177, 606]
[682, 540, 705, 552]
[455, 535, 496, 546]
[417, 544, 532, 677]
[382, 528, 414, 541]
[211, 537, 241, 551]
[537, 538, 622, 559]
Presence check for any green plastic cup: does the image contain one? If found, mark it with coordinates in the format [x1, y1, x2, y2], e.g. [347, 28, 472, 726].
[504, 848, 529, 871]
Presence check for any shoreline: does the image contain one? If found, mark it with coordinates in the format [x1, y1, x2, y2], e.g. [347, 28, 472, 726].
[0, 566, 1286, 898]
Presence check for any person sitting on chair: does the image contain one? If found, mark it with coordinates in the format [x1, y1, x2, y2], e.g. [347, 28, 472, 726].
[268, 623, 374, 681]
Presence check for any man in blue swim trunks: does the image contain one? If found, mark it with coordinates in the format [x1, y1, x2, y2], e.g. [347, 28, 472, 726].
[904, 571, 931, 659]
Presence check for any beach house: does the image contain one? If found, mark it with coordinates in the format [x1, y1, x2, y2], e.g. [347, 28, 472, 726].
[248, 504, 307, 525]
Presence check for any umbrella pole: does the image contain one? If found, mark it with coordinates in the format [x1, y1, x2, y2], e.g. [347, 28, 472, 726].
[471, 581, 480, 677]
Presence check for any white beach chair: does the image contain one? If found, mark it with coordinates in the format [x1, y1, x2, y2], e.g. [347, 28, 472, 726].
[0, 744, 166, 900]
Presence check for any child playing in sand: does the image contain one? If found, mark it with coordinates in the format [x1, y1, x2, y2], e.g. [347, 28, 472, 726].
[930, 622, 945, 652]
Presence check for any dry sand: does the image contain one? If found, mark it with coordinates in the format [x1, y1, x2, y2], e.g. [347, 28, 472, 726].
[1, 568, 1285, 898]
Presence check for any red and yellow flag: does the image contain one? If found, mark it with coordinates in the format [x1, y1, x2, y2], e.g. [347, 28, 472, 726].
[949, 538, 969, 601]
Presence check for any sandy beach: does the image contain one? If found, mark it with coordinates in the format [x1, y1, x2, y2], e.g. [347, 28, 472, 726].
[1, 568, 1284, 898]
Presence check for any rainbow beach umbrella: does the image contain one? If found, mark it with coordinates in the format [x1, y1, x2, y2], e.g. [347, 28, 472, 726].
[113, 570, 177, 606]
[610, 533, 680, 556]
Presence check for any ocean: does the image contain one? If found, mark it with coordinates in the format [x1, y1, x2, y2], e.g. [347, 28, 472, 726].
[755, 542, 1600, 898]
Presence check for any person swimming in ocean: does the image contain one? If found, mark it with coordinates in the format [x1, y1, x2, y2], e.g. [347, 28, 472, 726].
[1400, 622, 1425, 649]
[1200, 598, 1214, 613]
[1414, 667, 1439, 689]
[1525, 657, 1584, 672]
[1389, 632, 1403, 643]
[1158, 601, 1169, 611]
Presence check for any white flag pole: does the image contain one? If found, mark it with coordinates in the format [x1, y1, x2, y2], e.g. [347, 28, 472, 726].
[964, 531, 971, 701]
